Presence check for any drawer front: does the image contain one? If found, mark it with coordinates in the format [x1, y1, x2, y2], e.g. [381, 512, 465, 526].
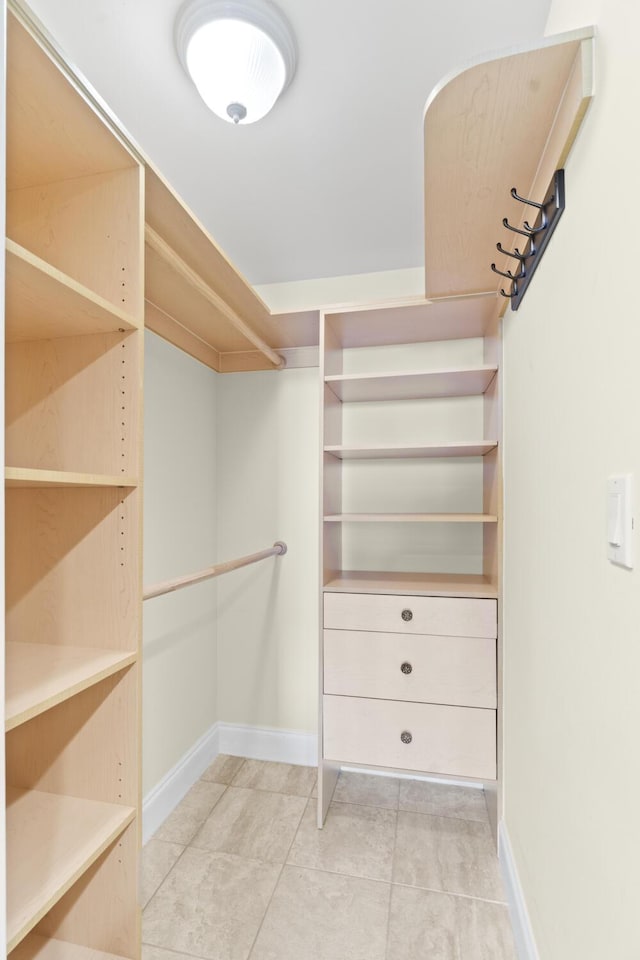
[323, 695, 496, 780]
[323, 630, 496, 708]
[324, 593, 497, 638]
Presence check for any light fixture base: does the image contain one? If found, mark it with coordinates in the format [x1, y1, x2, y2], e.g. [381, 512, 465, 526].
[175, 0, 297, 124]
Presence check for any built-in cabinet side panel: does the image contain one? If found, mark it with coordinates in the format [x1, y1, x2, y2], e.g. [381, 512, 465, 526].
[0, 0, 7, 951]
[317, 311, 343, 826]
[482, 306, 502, 838]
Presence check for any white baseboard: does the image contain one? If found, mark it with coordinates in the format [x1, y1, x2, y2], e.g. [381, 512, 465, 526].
[142, 723, 220, 845]
[218, 722, 317, 766]
[142, 722, 317, 844]
[499, 821, 539, 960]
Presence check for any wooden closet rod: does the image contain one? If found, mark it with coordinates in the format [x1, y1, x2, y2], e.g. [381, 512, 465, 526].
[143, 541, 288, 600]
[145, 225, 286, 370]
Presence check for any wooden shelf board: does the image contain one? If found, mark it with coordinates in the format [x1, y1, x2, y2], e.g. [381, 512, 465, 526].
[324, 513, 498, 523]
[424, 29, 594, 298]
[11, 933, 131, 960]
[5, 241, 140, 342]
[323, 571, 498, 598]
[324, 442, 497, 460]
[324, 295, 497, 348]
[325, 365, 497, 402]
[5, 642, 136, 732]
[144, 167, 317, 363]
[6, 788, 135, 952]
[5, 467, 138, 489]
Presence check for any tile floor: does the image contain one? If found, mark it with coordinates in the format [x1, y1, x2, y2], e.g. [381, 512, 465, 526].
[142, 756, 517, 960]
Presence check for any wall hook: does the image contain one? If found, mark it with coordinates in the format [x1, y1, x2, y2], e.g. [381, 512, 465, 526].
[491, 262, 524, 281]
[496, 242, 526, 261]
[493, 169, 565, 311]
[502, 217, 534, 238]
[510, 186, 545, 209]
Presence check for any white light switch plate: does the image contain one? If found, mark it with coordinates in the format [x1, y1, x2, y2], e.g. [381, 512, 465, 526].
[607, 474, 633, 568]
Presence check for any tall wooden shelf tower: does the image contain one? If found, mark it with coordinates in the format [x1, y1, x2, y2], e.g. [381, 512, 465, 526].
[4, 10, 144, 958]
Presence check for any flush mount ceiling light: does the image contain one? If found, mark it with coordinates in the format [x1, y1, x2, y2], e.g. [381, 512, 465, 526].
[175, 0, 297, 124]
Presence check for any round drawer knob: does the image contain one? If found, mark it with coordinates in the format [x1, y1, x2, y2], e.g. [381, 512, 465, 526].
[401, 609, 413, 622]
[400, 662, 413, 675]
[400, 731, 413, 744]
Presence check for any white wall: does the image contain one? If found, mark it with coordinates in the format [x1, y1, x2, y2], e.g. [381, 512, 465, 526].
[143, 331, 218, 794]
[502, 2, 640, 957]
[216, 367, 319, 734]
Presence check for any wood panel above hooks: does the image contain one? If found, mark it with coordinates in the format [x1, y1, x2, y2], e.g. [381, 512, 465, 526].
[423, 27, 595, 304]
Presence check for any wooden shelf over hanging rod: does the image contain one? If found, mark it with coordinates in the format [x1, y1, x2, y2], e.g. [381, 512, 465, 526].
[423, 26, 595, 302]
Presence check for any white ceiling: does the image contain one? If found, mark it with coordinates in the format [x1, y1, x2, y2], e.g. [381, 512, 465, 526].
[25, 0, 552, 286]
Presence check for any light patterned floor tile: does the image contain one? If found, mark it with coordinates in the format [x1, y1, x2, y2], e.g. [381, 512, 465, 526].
[192, 786, 306, 862]
[249, 865, 390, 960]
[154, 779, 227, 845]
[143, 847, 280, 960]
[393, 811, 505, 900]
[387, 884, 517, 959]
[332, 770, 400, 809]
[201, 753, 246, 784]
[141, 839, 185, 908]
[287, 798, 396, 881]
[398, 779, 488, 822]
[231, 758, 316, 796]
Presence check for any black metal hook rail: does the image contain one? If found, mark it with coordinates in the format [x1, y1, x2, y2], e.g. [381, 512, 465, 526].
[491, 169, 565, 310]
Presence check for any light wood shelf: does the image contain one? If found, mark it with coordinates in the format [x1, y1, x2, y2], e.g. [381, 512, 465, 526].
[6, 788, 135, 952]
[323, 571, 498, 599]
[423, 28, 595, 298]
[325, 365, 497, 402]
[324, 295, 497, 348]
[5, 642, 136, 732]
[144, 166, 316, 371]
[324, 441, 497, 460]
[11, 933, 131, 960]
[5, 467, 138, 489]
[5, 240, 141, 342]
[324, 513, 498, 523]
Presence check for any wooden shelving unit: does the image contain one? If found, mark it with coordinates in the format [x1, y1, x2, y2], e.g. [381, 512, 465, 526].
[5, 9, 143, 958]
[317, 294, 502, 824]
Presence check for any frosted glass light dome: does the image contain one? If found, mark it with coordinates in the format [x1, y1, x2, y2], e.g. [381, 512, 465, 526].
[176, 0, 297, 125]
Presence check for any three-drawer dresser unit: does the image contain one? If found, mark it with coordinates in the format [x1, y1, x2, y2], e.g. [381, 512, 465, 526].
[317, 296, 502, 826]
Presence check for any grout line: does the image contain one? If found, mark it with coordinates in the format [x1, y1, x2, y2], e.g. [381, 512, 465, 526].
[392, 878, 508, 906]
[384, 790, 402, 959]
[245, 792, 309, 958]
